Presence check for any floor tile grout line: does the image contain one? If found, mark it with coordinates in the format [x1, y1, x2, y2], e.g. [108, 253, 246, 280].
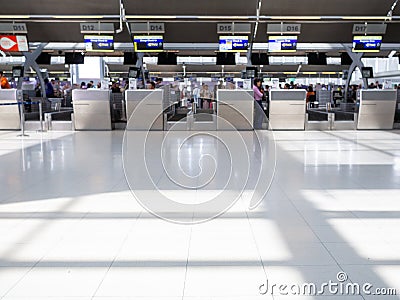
[90, 209, 144, 299]
[277, 180, 368, 300]
[181, 211, 195, 300]
[0, 208, 91, 299]
[241, 196, 275, 300]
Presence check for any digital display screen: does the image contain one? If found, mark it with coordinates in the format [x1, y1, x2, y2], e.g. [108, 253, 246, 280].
[353, 36, 382, 53]
[268, 36, 298, 53]
[361, 67, 374, 78]
[219, 36, 249, 52]
[134, 36, 164, 52]
[84, 35, 114, 52]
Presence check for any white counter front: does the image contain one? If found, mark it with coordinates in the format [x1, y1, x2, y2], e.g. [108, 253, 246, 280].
[0, 89, 20, 130]
[269, 90, 307, 130]
[217, 90, 254, 131]
[358, 90, 397, 130]
[72, 90, 112, 130]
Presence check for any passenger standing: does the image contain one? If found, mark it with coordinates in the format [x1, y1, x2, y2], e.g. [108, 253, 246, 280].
[201, 84, 212, 109]
[306, 86, 316, 108]
[155, 78, 163, 88]
[192, 85, 200, 107]
[111, 82, 121, 93]
[44, 78, 54, 98]
[253, 78, 264, 129]
[0, 71, 11, 89]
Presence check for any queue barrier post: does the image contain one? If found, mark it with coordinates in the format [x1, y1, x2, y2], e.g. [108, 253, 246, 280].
[17, 101, 29, 137]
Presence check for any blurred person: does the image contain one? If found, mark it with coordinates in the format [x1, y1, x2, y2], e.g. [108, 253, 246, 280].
[155, 78, 163, 88]
[44, 78, 54, 98]
[192, 84, 200, 107]
[201, 84, 212, 109]
[0, 71, 11, 89]
[80, 82, 86, 89]
[253, 78, 264, 129]
[306, 85, 316, 108]
[148, 82, 156, 90]
[111, 82, 121, 93]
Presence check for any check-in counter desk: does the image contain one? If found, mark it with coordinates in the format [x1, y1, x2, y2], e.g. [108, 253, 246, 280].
[217, 90, 254, 130]
[0, 89, 20, 130]
[357, 90, 397, 130]
[72, 90, 112, 130]
[125, 89, 164, 131]
[269, 90, 306, 130]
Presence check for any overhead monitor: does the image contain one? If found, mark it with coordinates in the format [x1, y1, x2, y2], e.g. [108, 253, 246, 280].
[12, 66, 24, 78]
[353, 36, 382, 53]
[134, 35, 164, 52]
[251, 53, 269, 65]
[219, 36, 249, 52]
[307, 53, 327, 65]
[341, 52, 352, 65]
[84, 35, 114, 52]
[36, 52, 52, 65]
[124, 52, 138, 65]
[157, 52, 177, 65]
[216, 52, 236, 65]
[361, 67, 374, 78]
[128, 67, 140, 78]
[245, 66, 258, 78]
[0, 35, 29, 52]
[268, 36, 297, 53]
[65, 52, 85, 64]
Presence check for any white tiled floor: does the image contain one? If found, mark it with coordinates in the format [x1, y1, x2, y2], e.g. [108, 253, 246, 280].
[0, 130, 400, 299]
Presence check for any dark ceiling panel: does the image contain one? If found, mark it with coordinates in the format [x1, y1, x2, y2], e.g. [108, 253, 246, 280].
[296, 23, 353, 43]
[1, 0, 119, 15]
[1, 0, 398, 17]
[1, 0, 258, 16]
[125, 0, 259, 16]
[261, 0, 397, 16]
[164, 23, 217, 43]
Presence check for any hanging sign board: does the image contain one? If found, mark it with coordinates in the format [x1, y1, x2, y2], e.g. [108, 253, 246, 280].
[80, 23, 115, 34]
[267, 24, 301, 35]
[130, 23, 165, 34]
[217, 23, 251, 34]
[0, 23, 28, 34]
[0, 35, 29, 52]
[352, 24, 387, 35]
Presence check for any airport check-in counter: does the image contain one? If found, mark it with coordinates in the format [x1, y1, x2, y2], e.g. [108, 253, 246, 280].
[72, 90, 112, 130]
[269, 90, 307, 130]
[125, 89, 164, 130]
[0, 89, 20, 130]
[217, 90, 254, 130]
[357, 90, 397, 130]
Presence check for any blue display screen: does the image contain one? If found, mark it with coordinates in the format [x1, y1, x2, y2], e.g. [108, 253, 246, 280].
[219, 36, 249, 52]
[134, 36, 164, 52]
[353, 36, 382, 52]
[84, 35, 114, 52]
[269, 36, 297, 52]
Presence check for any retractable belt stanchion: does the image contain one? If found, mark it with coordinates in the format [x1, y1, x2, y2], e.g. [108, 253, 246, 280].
[17, 101, 29, 137]
[37, 99, 45, 132]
